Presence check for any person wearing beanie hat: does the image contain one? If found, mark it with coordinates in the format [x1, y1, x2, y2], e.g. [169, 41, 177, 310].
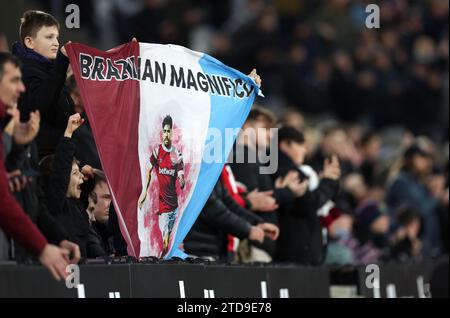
[355, 201, 384, 230]
[271, 125, 341, 265]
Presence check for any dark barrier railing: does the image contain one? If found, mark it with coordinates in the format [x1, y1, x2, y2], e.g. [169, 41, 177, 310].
[0, 260, 440, 298]
[329, 262, 435, 298]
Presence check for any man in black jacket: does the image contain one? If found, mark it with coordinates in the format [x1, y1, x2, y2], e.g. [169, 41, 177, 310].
[273, 126, 340, 265]
[229, 107, 308, 261]
[84, 169, 114, 256]
[12, 10, 74, 159]
[184, 179, 279, 261]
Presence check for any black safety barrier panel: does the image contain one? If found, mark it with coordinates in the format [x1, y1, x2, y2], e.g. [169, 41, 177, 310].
[356, 262, 434, 298]
[329, 262, 435, 298]
[0, 262, 437, 298]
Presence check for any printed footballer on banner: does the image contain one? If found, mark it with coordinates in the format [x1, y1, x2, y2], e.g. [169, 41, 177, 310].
[139, 115, 187, 258]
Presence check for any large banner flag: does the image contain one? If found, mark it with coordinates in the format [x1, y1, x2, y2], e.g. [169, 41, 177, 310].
[66, 41, 260, 259]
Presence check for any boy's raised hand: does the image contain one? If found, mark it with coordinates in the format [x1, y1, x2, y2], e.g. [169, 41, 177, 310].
[64, 113, 84, 138]
[60, 41, 71, 57]
[248, 68, 262, 87]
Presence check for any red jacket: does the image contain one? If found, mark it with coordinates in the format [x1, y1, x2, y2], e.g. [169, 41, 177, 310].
[0, 100, 47, 256]
[221, 165, 247, 253]
[221, 165, 247, 208]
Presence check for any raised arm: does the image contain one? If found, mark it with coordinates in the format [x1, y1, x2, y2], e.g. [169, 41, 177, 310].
[46, 113, 84, 215]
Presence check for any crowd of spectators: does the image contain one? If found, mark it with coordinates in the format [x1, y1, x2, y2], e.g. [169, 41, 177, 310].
[29, 0, 449, 141]
[0, 0, 448, 281]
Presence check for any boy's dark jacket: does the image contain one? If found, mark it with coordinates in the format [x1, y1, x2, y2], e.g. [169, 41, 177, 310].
[12, 42, 74, 159]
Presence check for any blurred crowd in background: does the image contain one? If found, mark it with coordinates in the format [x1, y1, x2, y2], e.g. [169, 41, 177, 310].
[9, 0, 445, 142]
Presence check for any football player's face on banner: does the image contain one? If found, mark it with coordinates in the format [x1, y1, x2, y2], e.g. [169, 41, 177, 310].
[163, 125, 172, 148]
